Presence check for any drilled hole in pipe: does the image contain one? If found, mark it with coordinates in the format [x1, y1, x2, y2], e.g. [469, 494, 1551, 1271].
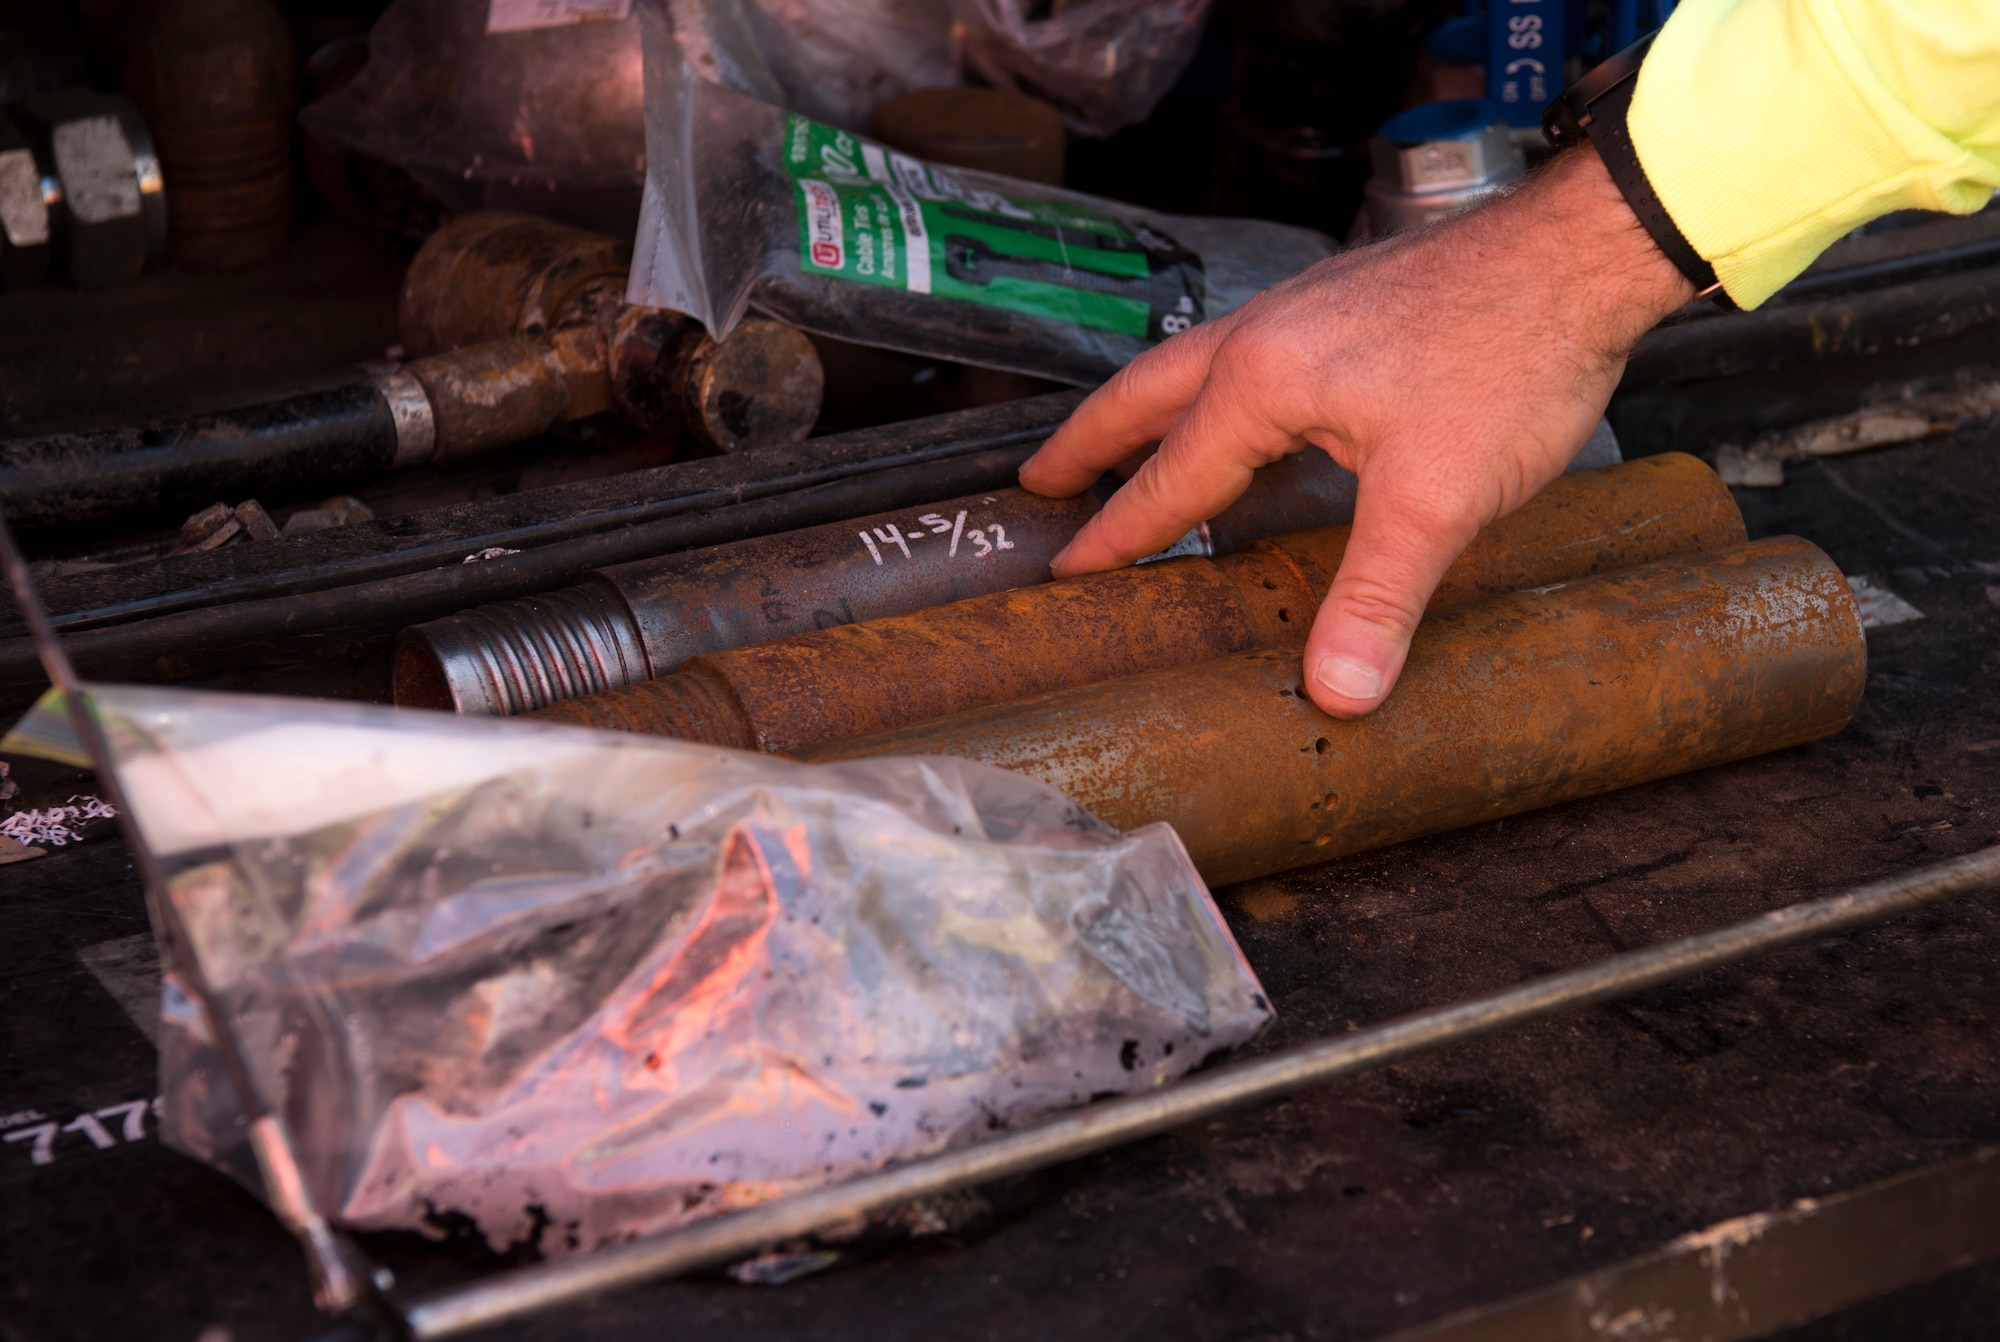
[1278, 609, 1290, 622]
[1314, 737, 1330, 754]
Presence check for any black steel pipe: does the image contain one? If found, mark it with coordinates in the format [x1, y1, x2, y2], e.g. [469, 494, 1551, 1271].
[2, 391, 1088, 641]
[0, 443, 1048, 706]
[1625, 262, 2000, 389]
[0, 381, 406, 529]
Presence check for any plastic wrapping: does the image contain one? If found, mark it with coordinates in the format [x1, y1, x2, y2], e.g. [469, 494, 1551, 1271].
[6, 685, 1268, 1257]
[632, 9, 1336, 384]
[299, 0, 649, 234]
[666, 0, 957, 132]
[954, 0, 1214, 138]
[673, 0, 1215, 137]
[299, 0, 1215, 240]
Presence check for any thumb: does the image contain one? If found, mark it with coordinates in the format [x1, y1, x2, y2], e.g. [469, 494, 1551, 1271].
[1302, 481, 1480, 718]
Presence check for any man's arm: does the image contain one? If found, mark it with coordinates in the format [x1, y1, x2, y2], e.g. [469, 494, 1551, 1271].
[1021, 0, 2000, 720]
[1020, 146, 1691, 716]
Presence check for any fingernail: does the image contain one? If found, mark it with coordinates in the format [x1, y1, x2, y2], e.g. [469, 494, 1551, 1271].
[1049, 544, 1073, 571]
[1314, 655, 1382, 703]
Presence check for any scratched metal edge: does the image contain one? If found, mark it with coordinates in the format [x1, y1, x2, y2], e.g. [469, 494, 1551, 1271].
[1378, 1146, 2000, 1342]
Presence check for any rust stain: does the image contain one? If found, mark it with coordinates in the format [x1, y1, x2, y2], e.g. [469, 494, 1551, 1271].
[1233, 881, 1303, 922]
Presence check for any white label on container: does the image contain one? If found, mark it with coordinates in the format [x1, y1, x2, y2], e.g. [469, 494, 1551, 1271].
[859, 146, 930, 295]
[486, 0, 632, 33]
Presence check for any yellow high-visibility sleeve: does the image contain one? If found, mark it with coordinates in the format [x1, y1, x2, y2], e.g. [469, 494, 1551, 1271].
[1629, 0, 2000, 307]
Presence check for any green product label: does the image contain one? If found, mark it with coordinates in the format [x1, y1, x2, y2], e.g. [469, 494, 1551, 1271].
[782, 114, 1204, 342]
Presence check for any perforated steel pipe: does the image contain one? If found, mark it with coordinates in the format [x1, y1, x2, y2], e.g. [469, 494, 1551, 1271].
[813, 536, 1867, 886]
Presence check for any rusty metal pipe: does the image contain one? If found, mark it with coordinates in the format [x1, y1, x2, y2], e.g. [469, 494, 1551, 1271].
[527, 454, 1746, 754]
[400, 211, 824, 453]
[407, 326, 612, 463]
[811, 537, 1867, 885]
[398, 212, 632, 356]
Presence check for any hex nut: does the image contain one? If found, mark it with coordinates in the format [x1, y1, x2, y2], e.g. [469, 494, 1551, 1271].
[1362, 103, 1525, 239]
[1369, 119, 1519, 195]
[14, 89, 167, 288]
[0, 112, 51, 288]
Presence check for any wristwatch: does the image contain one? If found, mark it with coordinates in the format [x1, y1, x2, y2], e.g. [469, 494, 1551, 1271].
[1543, 35, 1735, 308]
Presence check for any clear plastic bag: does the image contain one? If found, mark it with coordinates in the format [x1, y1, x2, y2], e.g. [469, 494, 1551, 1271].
[953, 0, 1214, 138]
[631, 7, 1337, 385]
[298, 0, 1217, 241]
[7, 685, 1269, 1257]
[298, 0, 650, 234]
[665, 0, 957, 132]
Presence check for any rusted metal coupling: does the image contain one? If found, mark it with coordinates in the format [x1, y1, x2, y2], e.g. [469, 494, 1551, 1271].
[397, 211, 824, 453]
[811, 536, 1868, 886]
[399, 211, 633, 355]
[0, 214, 828, 527]
[526, 453, 1746, 752]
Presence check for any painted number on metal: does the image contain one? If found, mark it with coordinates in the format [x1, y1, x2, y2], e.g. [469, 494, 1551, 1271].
[857, 511, 1016, 565]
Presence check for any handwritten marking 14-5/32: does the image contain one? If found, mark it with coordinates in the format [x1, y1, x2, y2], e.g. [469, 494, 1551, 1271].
[859, 509, 1017, 565]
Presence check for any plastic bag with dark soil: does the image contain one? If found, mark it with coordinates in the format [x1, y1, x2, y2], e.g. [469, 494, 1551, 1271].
[5, 685, 1270, 1256]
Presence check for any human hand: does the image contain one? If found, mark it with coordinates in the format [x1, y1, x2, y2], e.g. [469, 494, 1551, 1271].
[1018, 145, 1694, 717]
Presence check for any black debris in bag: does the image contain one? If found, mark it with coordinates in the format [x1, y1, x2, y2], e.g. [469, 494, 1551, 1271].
[630, 5, 1338, 385]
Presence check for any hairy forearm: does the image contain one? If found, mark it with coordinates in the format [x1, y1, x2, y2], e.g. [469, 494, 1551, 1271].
[1444, 144, 1696, 366]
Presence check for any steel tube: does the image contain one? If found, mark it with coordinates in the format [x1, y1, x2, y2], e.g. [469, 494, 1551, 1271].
[0, 382, 404, 529]
[528, 454, 1744, 754]
[0, 416, 1082, 707]
[396, 845, 2000, 1339]
[813, 536, 1865, 886]
[398, 487, 1097, 713]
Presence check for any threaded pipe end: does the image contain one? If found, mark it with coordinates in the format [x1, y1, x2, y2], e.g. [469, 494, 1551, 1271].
[395, 579, 648, 715]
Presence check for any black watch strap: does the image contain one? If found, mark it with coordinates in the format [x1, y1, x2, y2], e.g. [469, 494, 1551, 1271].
[1543, 35, 1734, 309]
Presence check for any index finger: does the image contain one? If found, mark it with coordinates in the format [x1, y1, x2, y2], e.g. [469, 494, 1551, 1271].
[1018, 311, 1238, 498]
[1051, 337, 1311, 576]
